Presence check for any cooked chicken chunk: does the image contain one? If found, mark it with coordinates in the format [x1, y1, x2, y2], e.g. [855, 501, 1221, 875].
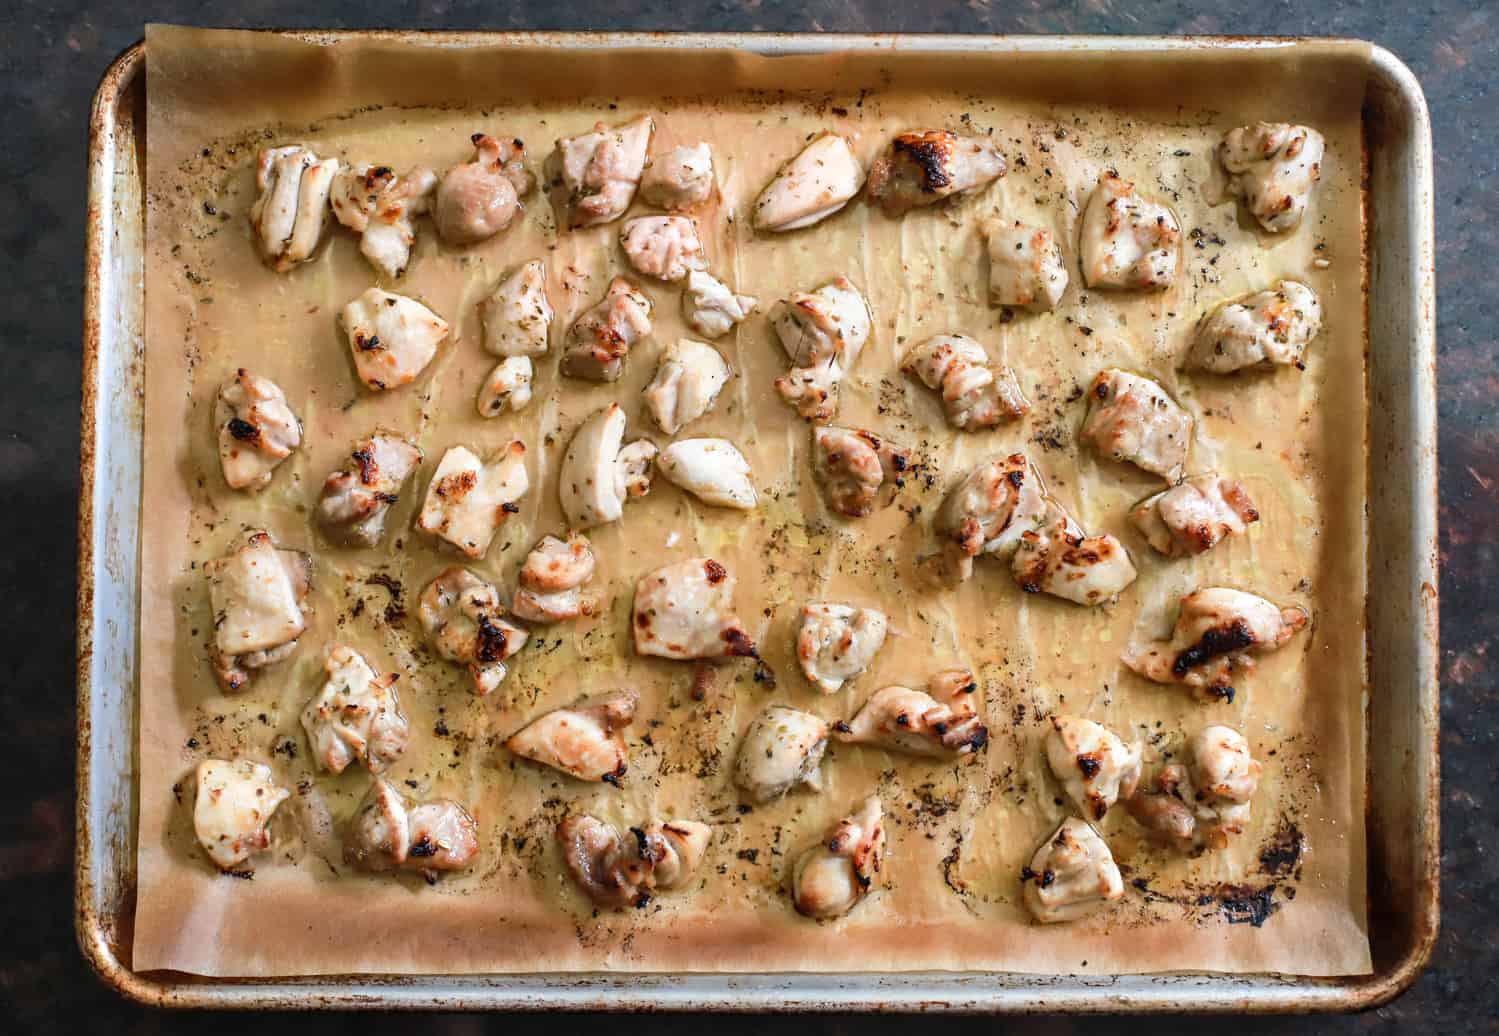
[205, 530, 311, 692]
[344, 777, 480, 879]
[734, 705, 829, 803]
[682, 271, 759, 339]
[558, 403, 659, 529]
[1080, 173, 1181, 291]
[640, 142, 714, 210]
[1130, 476, 1259, 557]
[416, 442, 529, 559]
[619, 215, 708, 282]
[796, 602, 888, 694]
[1185, 280, 1323, 374]
[811, 426, 911, 519]
[560, 277, 653, 382]
[511, 534, 597, 624]
[554, 115, 654, 229]
[633, 557, 756, 660]
[838, 668, 989, 757]
[866, 130, 1006, 215]
[983, 219, 1069, 312]
[791, 796, 886, 920]
[417, 566, 530, 696]
[504, 690, 638, 783]
[657, 438, 758, 510]
[479, 259, 553, 358]
[1215, 123, 1325, 233]
[340, 287, 449, 391]
[249, 145, 339, 272]
[434, 133, 532, 245]
[316, 432, 423, 547]
[1080, 368, 1193, 482]
[1127, 725, 1262, 851]
[193, 759, 290, 872]
[753, 133, 864, 232]
[299, 644, 408, 776]
[771, 276, 871, 421]
[1122, 587, 1308, 703]
[931, 453, 1048, 582]
[1044, 716, 1141, 821]
[559, 814, 711, 909]
[644, 339, 731, 435]
[1012, 503, 1138, 606]
[475, 357, 534, 417]
[329, 163, 439, 278]
[1021, 817, 1124, 924]
[902, 335, 1030, 431]
[215, 369, 301, 492]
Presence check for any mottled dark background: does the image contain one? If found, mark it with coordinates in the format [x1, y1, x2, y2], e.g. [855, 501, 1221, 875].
[7, 0, 1489, 1030]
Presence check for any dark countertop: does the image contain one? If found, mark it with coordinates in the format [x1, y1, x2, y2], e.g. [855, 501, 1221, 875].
[6, 0, 1488, 1030]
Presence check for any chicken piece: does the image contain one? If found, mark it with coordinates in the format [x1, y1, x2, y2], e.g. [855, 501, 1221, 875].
[1080, 173, 1181, 291]
[1185, 280, 1323, 374]
[866, 130, 1006, 215]
[434, 133, 532, 245]
[343, 777, 480, 879]
[771, 276, 871, 421]
[215, 369, 302, 492]
[1021, 817, 1124, 924]
[479, 259, 553, 358]
[734, 705, 829, 803]
[837, 667, 988, 757]
[340, 287, 449, 392]
[560, 277, 653, 382]
[1215, 123, 1325, 234]
[559, 814, 711, 909]
[554, 115, 654, 228]
[640, 142, 714, 210]
[1130, 476, 1259, 557]
[983, 219, 1069, 312]
[504, 690, 638, 783]
[619, 215, 708, 283]
[249, 145, 339, 272]
[633, 557, 757, 661]
[1127, 725, 1262, 852]
[476, 357, 534, 417]
[329, 163, 439, 278]
[796, 602, 888, 694]
[558, 403, 659, 529]
[931, 453, 1049, 583]
[682, 270, 758, 339]
[1122, 587, 1308, 703]
[316, 432, 423, 547]
[1044, 716, 1141, 821]
[644, 339, 731, 435]
[1080, 368, 1193, 482]
[205, 530, 311, 692]
[902, 335, 1031, 431]
[193, 759, 291, 872]
[416, 442, 529, 558]
[299, 644, 409, 776]
[791, 796, 886, 920]
[417, 566, 530, 696]
[657, 439, 757, 510]
[811, 426, 911, 519]
[753, 133, 864, 232]
[511, 534, 597, 624]
[1011, 503, 1138, 606]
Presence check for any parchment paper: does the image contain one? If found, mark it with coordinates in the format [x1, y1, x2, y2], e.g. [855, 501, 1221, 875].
[135, 25, 1372, 977]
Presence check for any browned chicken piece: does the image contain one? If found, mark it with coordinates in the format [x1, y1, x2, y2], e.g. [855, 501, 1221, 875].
[837, 668, 989, 758]
[476, 357, 534, 417]
[434, 133, 533, 245]
[193, 759, 291, 872]
[1011, 503, 1138, 606]
[771, 276, 871, 422]
[930, 453, 1048, 583]
[1127, 725, 1262, 851]
[553, 115, 654, 229]
[417, 566, 529, 696]
[299, 644, 409, 776]
[811, 426, 911, 519]
[504, 690, 638, 783]
[329, 163, 439, 278]
[1185, 280, 1323, 373]
[902, 335, 1030, 431]
[216, 368, 302, 492]
[796, 602, 889, 694]
[416, 442, 530, 559]
[982, 218, 1068, 312]
[639, 142, 714, 210]
[480, 259, 553, 358]
[632, 557, 757, 661]
[1044, 715, 1141, 821]
[340, 287, 450, 391]
[1214, 123, 1325, 233]
[560, 277, 653, 382]
[1021, 817, 1124, 924]
[205, 529, 312, 692]
[790, 796, 886, 920]
[512, 534, 597, 624]
[316, 432, 423, 547]
[558, 403, 658, 529]
[249, 145, 339, 272]
[619, 215, 708, 282]
[865, 130, 1006, 215]
[753, 133, 864, 232]
[734, 705, 829, 803]
[1130, 476, 1259, 557]
[344, 777, 480, 881]
[644, 339, 732, 435]
[559, 814, 712, 909]
[1079, 368, 1193, 482]
[1079, 172, 1181, 291]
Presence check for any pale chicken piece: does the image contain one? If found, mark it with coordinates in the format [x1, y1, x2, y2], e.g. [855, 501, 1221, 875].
[215, 369, 302, 492]
[1079, 368, 1193, 482]
[560, 277, 653, 382]
[734, 705, 829, 803]
[753, 133, 864, 232]
[790, 796, 886, 920]
[511, 534, 597, 624]
[682, 270, 758, 339]
[1216, 123, 1326, 233]
[931, 453, 1048, 583]
[639, 142, 714, 210]
[476, 357, 534, 417]
[1185, 280, 1323, 374]
[340, 287, 449, 391]
[796, 602, 888, 694]
[644, 339, 731, 435]
[558, 403, 659, 529]
[619, 215, 708, 282]
[657, 438, 758, 510]
[479, 259, 553, 358]
[193, 759, 291, 872]
[1130, 476, 1260, 557]
[416, 442, 529, 559]
[811, 426, 912, 519]
[1127, 725, 1262, 852]
[205, 530, 311, 692]
[1021, 817, 1124, 924]
[1044, 715, 1141, 822]
[771, 276, 871, 421]
[1079, 172, 1181, 291]
[902, 334, 1030, 431]
[837, 668, 989, 758]
[865, 130, 1006, 214]
[329, 163, 439, 278]
[316, 432, 423, 547]
[1011, 503, 1138, 606]
[554, 115, 654, 228]
[299, 644, 408, 776]
[417, 566, 530, 696]
[249, 145, 339, 272]
[343, 777, 480, 879]
[434, 133, 532, 245]
[633, 557, 757, 660]
[559, 814, 711, 909]
[1122, 587, 1308, 703]
[983, 219, 1069, 312]
[504, 690, 638, 783]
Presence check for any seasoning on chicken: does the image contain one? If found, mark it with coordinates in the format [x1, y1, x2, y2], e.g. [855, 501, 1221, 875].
[657, 438, 758, 510]
[434, 133, 532, 245]
[1130, 476, 1259, 558]
[902, 334, 1031, 431]
[1122, 587, 1308, 703]
[339, 287, 449, 391]
[1127, 725, 1262, 851]
[299, 644, 409, 776]
[1079, 172, 1181, 291]
[1044, 715, 1141, 821]
[866, 130, 1006, 215]
[1021, 817, 1124, 924]
[480, 259, 553, 358]
[790, 796, 886, 920]
[982, 219, 1069, 312]
[644, 339, 732, 435]
[559, 814, 711, 909]
[417, 566, 530, 696]
[1079, 368, 1193, 482]
[215, 369, 302, 492]
[633, 557, 757, 661]
[619, 215, 708, 282]
[558, 403, 659, 529]
[316, 431, 423, 547]
[560, 276, 653, 382]
[734, 704, 829, 803]
[771, 275, 871, 421]
[1185, 280, 1323, 374]
[837, 667, 989, 759]
[205, 530, 311, 692]
[930, 453, 1048, 583]
[193, 759, 290, 873]
[504, 689, 638, 783]
[475, 356, 534, 417]
[811, 426, 912, 519]
[249, 145, 339, 272]
[639, 142, 714, 211]
[1215, 123, 1325, 233]
[511, 534, 597, 625]
[343, 777, 480, 880]
[329, 163, 438, 278]
[553, 114, 654, 229]
[753, 133, 864, 232]
[682, 270, 759, 339]
[796, 602, 888, 694]
[416, 442, 528, 559]
[1011, 503, 1138, 606]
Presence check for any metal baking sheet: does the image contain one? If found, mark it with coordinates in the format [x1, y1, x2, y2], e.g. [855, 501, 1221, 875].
[76, 32, 1438, 1011]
